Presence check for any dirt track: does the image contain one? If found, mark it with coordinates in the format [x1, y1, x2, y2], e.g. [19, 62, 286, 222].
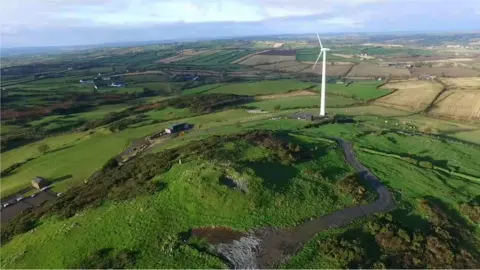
[193, 137, 396, 268]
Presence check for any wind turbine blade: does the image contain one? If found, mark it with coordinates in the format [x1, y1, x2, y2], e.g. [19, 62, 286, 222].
[317, 33, 323, 49]
[313, 51, 323, 70]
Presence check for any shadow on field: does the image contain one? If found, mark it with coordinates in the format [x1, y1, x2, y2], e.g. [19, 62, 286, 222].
[424, 196, 475, 231]
[247, 161, 299, 193]
[51, 174, 73, 184]
[440, 128, 478, 135]
[45, 145, 76, 155]
[390, 208, 431, 232]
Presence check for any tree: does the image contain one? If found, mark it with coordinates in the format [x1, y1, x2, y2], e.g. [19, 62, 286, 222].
[274, 105, 282, 112]
[38, 144, 49, 154]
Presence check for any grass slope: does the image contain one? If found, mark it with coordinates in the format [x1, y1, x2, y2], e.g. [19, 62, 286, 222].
[320, 81, 391, 101]
[1, 133, 354, 268]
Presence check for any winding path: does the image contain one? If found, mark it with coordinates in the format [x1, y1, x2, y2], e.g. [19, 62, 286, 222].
[210, 137, 396, 268]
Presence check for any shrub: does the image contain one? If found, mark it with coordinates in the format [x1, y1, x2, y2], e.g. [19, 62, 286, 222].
[71, 248, 138, 269]
[37, 144, 50, 154]
[102, 157, 119, 171]
[419, 160, 434, 169]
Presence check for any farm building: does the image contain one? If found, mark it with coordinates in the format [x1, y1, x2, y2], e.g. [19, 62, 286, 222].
[110, 82, 126, 87]
[79, 79, 94, 84]
[291, 112, 314, 121]
[31, 176, 50, 189]
[165, 123, 190, 134]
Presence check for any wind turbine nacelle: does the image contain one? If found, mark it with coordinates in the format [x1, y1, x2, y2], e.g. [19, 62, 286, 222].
[321, 48, 330, 51]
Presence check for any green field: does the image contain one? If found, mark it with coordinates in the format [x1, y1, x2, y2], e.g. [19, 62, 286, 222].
[249, 95, 359, 111]
[321, 81, 391, 101]
[177, 50, 253, 65]
[182, 80, 315, 96]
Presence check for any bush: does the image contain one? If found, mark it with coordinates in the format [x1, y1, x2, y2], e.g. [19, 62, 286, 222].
[319, 200, 480, 269]
[102, 157, 119, 171]
[71, 248, 138, 269]
[419, 160, 434, 169]
[37, 144, 50, 154]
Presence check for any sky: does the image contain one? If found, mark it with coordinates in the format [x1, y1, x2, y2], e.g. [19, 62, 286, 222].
[1, 0, 479, 47]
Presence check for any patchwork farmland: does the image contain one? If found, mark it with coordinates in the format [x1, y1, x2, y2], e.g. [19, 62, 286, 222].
[346, 62, 411, 78]
[254, 61, 312, 72]
[428, 90, 480, 120]
[439, 77, 480, 89]
[304, 63, 354, 76]
[238, 49, 297, 65]
[157, 49, 217, 63]
[374, 79, 444, 112]
[176, 50, 253, 65]
[411, 67, 480, 77]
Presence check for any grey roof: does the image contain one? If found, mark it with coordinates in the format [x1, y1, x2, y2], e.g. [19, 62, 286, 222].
[32, 176, 46, 183]
[167, 123, 187, 129]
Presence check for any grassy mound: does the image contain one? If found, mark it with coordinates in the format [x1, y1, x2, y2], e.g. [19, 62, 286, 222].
[1, 131, 356, 268]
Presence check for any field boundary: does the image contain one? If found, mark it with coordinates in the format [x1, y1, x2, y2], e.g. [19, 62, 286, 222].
[423, 78, 448, 113]
[343, 63, 356, 77]
[230, 50, 270, 64]
[357, 147, 480, 182]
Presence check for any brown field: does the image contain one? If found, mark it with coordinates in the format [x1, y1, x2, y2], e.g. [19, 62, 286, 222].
[302, 64, 354, 76]
[346, 62, 411, 78]
[439, 77, 480, 90]
[273, 43, 284, 48]
[254, 61, 311, 72]
[374, 79, 443, 112]
[230, 50, 270, 64]
[410, 67, 480, 77]
[238, 55, 296, 65]
[157, 49, 218, 63]
[428, 90, 480, 120]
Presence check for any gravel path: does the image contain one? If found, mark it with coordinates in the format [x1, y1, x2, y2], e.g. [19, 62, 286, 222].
[199, 137, 396, 269]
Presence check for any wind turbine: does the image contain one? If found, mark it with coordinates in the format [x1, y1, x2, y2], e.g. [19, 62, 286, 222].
[312, 33, 330, 117]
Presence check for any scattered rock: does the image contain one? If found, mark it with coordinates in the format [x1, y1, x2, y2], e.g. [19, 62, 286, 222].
[219, 175, 249, 193]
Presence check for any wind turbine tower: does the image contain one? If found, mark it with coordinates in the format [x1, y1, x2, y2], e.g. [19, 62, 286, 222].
[312, 33, 330, 117]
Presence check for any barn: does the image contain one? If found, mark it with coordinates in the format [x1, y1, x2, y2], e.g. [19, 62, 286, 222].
[31, 176, 50, 189]
[165, 123, 190, 134]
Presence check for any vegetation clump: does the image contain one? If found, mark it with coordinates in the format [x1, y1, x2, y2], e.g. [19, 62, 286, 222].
[459, 197, 480, 223]
[70, 248, 138, 269]
[337, 173, 375, 203]
[316, 198, 480, 269]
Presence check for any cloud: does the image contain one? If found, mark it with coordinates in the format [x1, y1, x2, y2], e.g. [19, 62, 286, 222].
[1, 0, 478, 29]
[1, 0, 479, 47]
[318, 17, 365, 28]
